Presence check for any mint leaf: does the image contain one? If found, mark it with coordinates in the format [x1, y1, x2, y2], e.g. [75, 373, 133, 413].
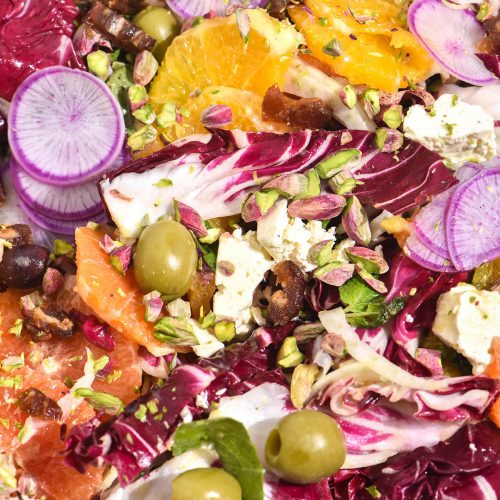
[339, 276, 381, 311]
[173, 418, 264, 500]
[339, 277, 404, 328]
[199, 241, 218, 271]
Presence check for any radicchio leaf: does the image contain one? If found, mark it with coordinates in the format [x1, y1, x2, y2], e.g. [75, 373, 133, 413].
[100, 130, 457, 238]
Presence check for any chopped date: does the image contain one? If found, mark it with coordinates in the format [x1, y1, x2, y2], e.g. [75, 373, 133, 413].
[0, 224, 32, 247]
[18, 388, 63, 420]
[268, 0, 289, 20]
[86, 1, 155, 54]
[26, 307, 76, 340]
[268, 260, 306, 326]
[262, 85, 338, 130]
[100, 0, 145, 15]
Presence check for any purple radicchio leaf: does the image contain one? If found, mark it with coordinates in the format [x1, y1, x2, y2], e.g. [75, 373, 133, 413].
[100, 128, 457, 239]
[65, 365, 216, 483]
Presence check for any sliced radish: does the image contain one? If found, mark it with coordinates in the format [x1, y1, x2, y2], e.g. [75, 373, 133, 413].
[408, 0, 498, 86]
[454, 162, 483, 182]
[166, 0, 267, 19]
[413, 162, 483, 258]
[10, 158, 102, 221]
[19, 198, 106, 236]
[445, 167, 500, 270]
[413, 193, 451, 259]
[405, 233, 457, 273]
[8, 66, 124, 186]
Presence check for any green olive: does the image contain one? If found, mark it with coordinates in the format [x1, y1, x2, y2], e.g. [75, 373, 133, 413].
[133, 220, 198, 301]
[171, 468, 242, 500]
[265, 409, 346, 484]
[133, 7, 180, 61]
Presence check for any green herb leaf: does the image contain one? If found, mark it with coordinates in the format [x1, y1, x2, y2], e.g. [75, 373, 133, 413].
[339, 277, 403, 328]
[198, 241, 218, 271]
[173, 418, 264, 500]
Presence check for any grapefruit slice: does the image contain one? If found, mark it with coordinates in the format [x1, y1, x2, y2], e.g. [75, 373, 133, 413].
[75, 227, 172, 356]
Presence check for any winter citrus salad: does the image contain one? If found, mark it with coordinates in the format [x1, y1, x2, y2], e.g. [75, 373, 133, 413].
[0, 0, 499, 499]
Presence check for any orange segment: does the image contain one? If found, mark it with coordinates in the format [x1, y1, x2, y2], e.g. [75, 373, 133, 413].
[149, 8, 301, 141]
[289, 0, 433, 92]
[161, 86, 291, 143]
[75, 227, 171, 356]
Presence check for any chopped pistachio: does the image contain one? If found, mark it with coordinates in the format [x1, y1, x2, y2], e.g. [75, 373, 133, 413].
[153, 178, 173, 188]
[74, 388, 124, 414]
[295, 169, 321, 200]
[154, 317, 197, 346]
[199, 227, 223, 244]
[363, 89, 380, 117]
[133, 50, 159, 86]
[93, 355, 110, 374]
[337, 177, 359, 195]
[340, 85, 357, 109]
[8, 319, 23, 337]
[157, 102, 177, 128]
[315, 149, 361, 179]
[132, 104, 156, 125]
[128, 83, 148, 108]
[214, 321, 236, 342]
[382, 105, 403, 129]
[255, 189, 280, 215]
[290, 364, 320, 409]
[322, 38, 343, 57]
[127, 125, 157, 151]
[54, 239, 75, 257]
[87, 50, 111, 80]
[277, 337, 305, 368]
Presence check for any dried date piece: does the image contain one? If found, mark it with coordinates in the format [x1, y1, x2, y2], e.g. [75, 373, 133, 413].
[268, 0, 289, 20]
[100, 0, 145, 15]
[18, 388, 63, 420]
[86, 1, 155, 54]
[0, 224, 32, 247]
[26, 307, 76, 341]
[268, 260, 306, 326]
[262, 85, 337, 130]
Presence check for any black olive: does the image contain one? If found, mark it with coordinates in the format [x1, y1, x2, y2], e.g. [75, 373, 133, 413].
[0, 245, 50, 289]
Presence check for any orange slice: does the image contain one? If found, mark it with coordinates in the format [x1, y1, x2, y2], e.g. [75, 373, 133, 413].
[289, 0, 433, 92]
[149, 9, 300, 141]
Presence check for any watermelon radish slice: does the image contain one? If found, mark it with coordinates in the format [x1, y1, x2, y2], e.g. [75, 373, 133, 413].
[8, 66, 124, 186]
[413, 162, 482, 259]
[19, 198, 106, 236]
[10, 158, 102, 221]
[414, 193, 452, 259]
[405, 233, 457, 273]
[445, 167, 500, 271]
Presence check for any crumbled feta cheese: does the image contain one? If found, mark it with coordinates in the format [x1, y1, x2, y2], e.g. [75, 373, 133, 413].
[195, 391, 209, 410]
[213, 229, 272, 335]
[403, 94, 496, 169]
[256, 199, 335, 272]
[179, 406, 193, 423]
[432, 283, 500, 374]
